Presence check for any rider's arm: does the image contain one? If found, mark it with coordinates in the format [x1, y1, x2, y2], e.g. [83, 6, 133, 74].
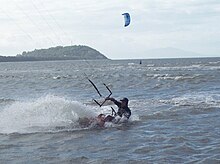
[106, 97, 121, 107]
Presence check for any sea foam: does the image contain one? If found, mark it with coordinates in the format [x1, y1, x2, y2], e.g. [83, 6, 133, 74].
[0, 95, 98, 134]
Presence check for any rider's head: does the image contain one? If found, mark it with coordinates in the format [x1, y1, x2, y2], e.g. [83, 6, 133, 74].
[120, 97, 129, 107]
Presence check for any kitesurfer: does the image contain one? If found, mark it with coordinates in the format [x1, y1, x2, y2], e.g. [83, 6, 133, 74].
[105, 97, 131, 120]
[78, 98, 131, 128]
[86, 77, 131, 126]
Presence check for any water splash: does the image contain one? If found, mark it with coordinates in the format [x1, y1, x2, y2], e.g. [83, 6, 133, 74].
[0, 95, 98, 134]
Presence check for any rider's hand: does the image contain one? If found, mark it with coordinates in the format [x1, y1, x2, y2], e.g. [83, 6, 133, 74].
[106, 97, 113, 101]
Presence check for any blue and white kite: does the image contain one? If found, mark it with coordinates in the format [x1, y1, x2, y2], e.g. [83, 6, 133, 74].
[122, 13, 131, 27]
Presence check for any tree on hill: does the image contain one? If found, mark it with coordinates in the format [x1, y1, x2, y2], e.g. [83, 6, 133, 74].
[17, 45, 107, 60]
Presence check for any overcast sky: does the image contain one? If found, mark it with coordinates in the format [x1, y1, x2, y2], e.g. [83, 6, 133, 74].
[0, 0, 220, 59]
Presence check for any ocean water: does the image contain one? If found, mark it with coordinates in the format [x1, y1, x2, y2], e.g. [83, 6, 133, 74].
[0, 58, 220, 163]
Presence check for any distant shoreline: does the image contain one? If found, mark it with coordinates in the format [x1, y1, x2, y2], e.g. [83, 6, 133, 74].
[0, 45, 108, 62]
[0, 56, 110, 62]
[1, 56, 220, 63]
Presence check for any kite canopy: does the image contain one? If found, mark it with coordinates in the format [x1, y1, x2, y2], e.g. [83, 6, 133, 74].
[122, 13, 131, 27]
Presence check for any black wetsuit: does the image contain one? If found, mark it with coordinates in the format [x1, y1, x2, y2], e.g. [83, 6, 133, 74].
[112, 100, 131, 119]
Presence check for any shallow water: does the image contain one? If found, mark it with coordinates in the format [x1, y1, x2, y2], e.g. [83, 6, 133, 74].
[0, 58, 220, 163]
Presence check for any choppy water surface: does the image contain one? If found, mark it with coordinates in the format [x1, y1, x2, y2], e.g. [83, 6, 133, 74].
[0, 58, 220, 163]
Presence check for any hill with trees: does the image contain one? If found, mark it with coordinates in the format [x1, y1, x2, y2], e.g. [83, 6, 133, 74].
[0, 45, 108, 62]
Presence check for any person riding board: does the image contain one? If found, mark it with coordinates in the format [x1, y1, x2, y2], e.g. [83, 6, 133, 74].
[85, 78, 131, 127]
[78, 97, 131, 127]
[104, 97, 131, 122]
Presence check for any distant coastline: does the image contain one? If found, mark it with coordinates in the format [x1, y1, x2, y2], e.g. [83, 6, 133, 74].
[0, 45, 108, 62]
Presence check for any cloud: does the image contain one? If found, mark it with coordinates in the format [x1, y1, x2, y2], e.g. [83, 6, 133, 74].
[0, 0, 220, 58]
